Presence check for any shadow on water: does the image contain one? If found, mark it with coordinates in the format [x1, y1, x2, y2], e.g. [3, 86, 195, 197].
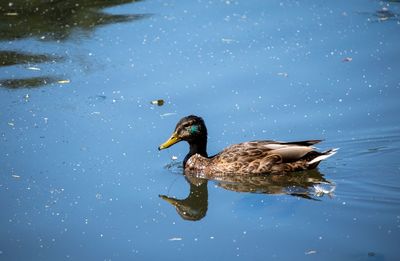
[0, 50, 65, 88]
[160, 169, 332, 221]
[0, 0, 149, 41]
[0, 50, 63, 66]
[0, 76, 63, 89]
[0, 0, 149, 89]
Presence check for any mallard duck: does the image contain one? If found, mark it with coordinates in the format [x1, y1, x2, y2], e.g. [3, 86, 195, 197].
[158, 115, 337, 177]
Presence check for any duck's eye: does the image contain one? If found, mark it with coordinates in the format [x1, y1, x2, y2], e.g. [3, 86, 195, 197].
[187, 125, 200, 135]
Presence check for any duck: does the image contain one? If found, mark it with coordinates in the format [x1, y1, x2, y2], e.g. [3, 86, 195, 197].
[158, 115, 337, 177]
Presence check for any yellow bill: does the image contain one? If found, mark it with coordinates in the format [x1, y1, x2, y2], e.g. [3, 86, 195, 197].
[158, 132, 180, 150]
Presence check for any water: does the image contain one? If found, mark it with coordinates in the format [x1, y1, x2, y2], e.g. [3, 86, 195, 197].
[1, 0, 399, 260]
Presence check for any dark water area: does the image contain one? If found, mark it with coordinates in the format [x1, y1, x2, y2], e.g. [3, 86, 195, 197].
[1, 0, 400, 260]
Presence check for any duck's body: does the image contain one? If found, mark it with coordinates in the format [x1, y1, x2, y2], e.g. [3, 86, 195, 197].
[186, 140, 336, 177]
[159, 115, 337, 176]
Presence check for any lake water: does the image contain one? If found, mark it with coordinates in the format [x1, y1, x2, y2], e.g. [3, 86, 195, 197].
[1, 0, 400, 260]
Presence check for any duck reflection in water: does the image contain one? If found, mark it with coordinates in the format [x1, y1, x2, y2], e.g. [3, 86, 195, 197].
[160, 175, 209, 221]
[159, 169, 332, 221]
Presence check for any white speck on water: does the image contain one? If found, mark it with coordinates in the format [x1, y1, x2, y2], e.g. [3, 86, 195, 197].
[160, 113, 177, 118]
[27, 66, 41, 71]
[221, 38, 236, 44]
[305, 250, 317, 255]
[168, 237, 183, 241]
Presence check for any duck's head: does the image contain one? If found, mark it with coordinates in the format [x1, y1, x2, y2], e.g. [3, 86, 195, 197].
[158, 115, 207, 151]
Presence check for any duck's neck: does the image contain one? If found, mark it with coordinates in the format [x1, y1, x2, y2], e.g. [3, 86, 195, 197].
[183, 137, 208, 166]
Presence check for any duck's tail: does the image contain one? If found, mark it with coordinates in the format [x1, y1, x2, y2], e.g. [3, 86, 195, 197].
[308, 148, 338, 167]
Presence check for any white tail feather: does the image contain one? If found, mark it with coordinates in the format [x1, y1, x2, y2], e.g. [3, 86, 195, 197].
[308, 148, 339, 165]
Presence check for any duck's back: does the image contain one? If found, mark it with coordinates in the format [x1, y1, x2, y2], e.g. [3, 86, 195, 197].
[185, 140, 329, 177]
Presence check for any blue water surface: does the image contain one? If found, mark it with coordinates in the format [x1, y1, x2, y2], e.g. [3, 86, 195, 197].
[1, 0, 399, 260]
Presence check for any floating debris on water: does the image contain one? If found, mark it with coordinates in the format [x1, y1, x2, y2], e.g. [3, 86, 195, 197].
[305, 250, 317, 255]
[160, 112, 177, 118]
[11, 174, 20, 179]
[171, 155, 178, 161]
[8, 122, 15, 127]
[57, 79, 70, 84]
[313, 183, 336, 197]
[88, 95, 107, 104]
[375, 7, 396, 22]
[221, 38, 236, 44]
[168, 237, 183, 241]
[277, 72, 289, 77]
[151, 99, 164, 106]
[27, 66, 41, 71]
[342, 57, 353, 62]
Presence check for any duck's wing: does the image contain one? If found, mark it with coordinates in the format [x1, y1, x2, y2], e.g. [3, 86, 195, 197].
[250, 139, 322, 147]
[278, 140, 322, 146]
[206, 140, 331, 175]
[212, 141, 317, 164]
[268, 146, 314, 163]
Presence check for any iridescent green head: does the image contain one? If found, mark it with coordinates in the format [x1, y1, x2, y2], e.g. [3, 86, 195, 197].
[158, 115, 207, 150]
